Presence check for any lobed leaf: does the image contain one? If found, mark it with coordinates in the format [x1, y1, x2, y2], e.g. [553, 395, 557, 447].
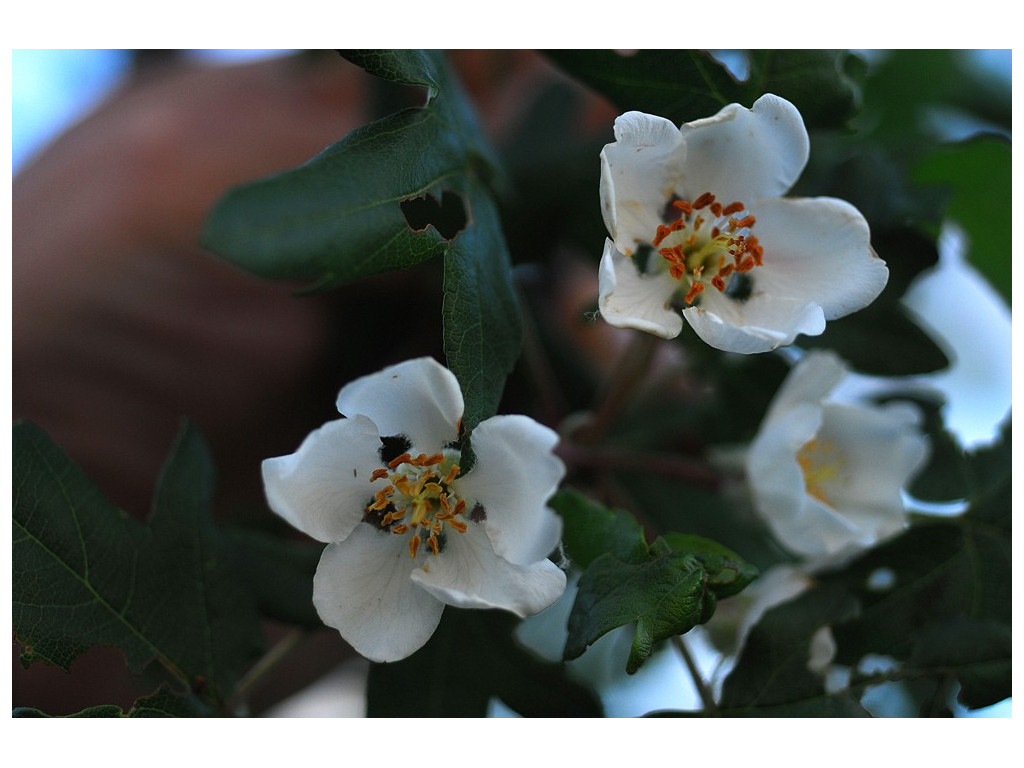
[559, 492, 758, 675]
[12, 421, 264, 706]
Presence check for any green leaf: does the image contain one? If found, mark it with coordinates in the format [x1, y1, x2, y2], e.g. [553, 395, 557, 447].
[909, 619, 1011, 710]
[12, 421, 264, 705]
[549, 487, 648, 569]
[544, 49, 861, 129]
[913, 137, 1011, 305]
[12, 685, 213, 718]
[565, 552, 708, 674]
[202, 49, 520, 435]
[366, 608, 602, 717]
[659, 534, 759, 599]
[442, 177, 522, 434]
[720, 582, 861, 711]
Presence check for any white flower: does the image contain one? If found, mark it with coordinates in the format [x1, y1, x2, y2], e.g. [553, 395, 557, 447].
[263, 357, 567, 663]
[598, 94, 889, 353]
[746, 351, 929, 560]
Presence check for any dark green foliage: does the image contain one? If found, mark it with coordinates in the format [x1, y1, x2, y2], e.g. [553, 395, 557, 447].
[202, 50, 520, 435]
[545, 50, 863, 130]
[366, 608, 602, 717]
[553, 490, 757, 674]
[12, 421, 264, 708]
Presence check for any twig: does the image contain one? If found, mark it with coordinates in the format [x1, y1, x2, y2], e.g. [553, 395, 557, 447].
[672, 634, 719, 716]
[226, 627, 306, 714]
[577, 333, 659, 444]
[558, 442, 720, 489]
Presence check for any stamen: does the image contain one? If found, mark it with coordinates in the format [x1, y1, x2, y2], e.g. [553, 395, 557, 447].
[388, 452, 412, 469]
[673, 200, 693, 215]
[409, 536, 420, 559]
[370, 468, 389, 481]
[443, 465, 460, 484]
[652, 224, 672, 247]
[427, 535, 440, 556]
[684, 282, 705, 304]
[693, 192, 715, 209]
[721, 201, 745, 216]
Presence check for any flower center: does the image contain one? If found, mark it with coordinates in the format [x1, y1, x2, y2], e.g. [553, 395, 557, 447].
[796, 439, 844, 507]
[650, 192, 763, 305]
[365, 449, 469, 559]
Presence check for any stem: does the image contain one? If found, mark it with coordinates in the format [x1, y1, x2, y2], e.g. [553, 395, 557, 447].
[672, 635, 719, 716]
[578, 333, 659, 444]
[558, 443, 720, 489]
[227, 627, 306, 714]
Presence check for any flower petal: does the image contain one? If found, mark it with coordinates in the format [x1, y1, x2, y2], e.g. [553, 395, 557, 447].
[816, 401, 928, 522]
[262, 414, 383, 543]
[677, 94, 809, 203]
[751, 196, 889, 319]
[335, 357, 463, 450]
[682, 291, 825, 353]
[747, 401, 823, 526]
[454, 414, 565, 565]
[763, 351, 847, 424]
[600, 111, 686, 250]
[598, 239, 684, 339]
[313, 525, 444, 663]
[411, 525, 566, 617]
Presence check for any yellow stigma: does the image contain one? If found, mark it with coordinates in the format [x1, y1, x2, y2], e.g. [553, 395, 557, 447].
[649, 192, 763, 305]
[365, 449, 469, 558]
[796, 439, 844, 506]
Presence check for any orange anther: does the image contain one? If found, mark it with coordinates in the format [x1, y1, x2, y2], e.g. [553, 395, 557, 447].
[370, 468, 389, 482]
[673, 199, 694, 215]
[454, 500, 467, 516]
[731, 215, 756, 229]
[721, 201, 745, 216]
[669, 264, 686, 280]
[392, 524, 409, 535]
[443, 465, 460, 484]
[409, 536, 420, 559]
[684, 282, 705, 304]
[710, 201, 723, 217]
[669, 218, 687, 232]
[427, 535, 440, 556]
[693, 192, 715, 209]
[652, 224, 672, 247]
[388, 452, 412, 468]
[711, 227, 720, 239]
[448, 518, 468, 533]
[712, 275, 726, 292]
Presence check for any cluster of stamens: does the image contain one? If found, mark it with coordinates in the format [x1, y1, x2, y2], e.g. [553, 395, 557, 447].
[366, 450, 468, 559]
[650, 192, 764, 304]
